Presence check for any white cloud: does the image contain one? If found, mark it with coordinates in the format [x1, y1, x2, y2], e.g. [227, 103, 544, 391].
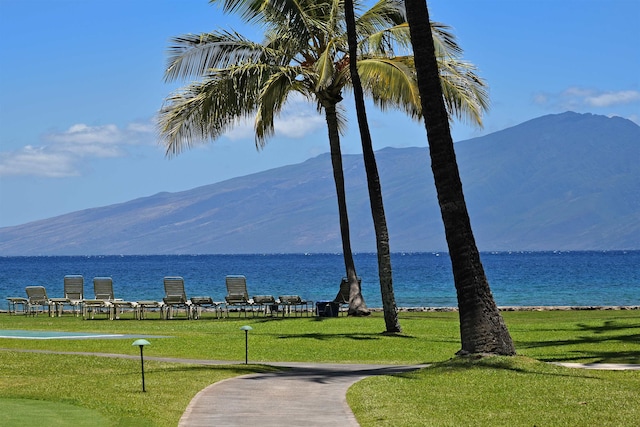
[275, 113, 325, 138]
[45, 123, 122, 145]
[224, 96, 325, 141]
[0, 145, 78, 178]
[224, 117, 257, 141]
[561, 87, 593, 98]
[534, 87, 640, 110]
[532, 93, 548, 105]
[126, 121, 155, 134]
[584, 90, 640, 107]
[0, 120, 156, 177]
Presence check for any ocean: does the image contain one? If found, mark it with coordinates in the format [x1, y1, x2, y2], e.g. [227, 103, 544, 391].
[1, 251, 638, 310]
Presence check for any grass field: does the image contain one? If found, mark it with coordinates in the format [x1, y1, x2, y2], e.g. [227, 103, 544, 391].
[1, 309, 638, 426]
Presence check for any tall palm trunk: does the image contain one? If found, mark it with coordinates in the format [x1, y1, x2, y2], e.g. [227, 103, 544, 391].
[404, 0, 515, 355]
[344, 0, 400, 332]
[323, 96, 369, 316]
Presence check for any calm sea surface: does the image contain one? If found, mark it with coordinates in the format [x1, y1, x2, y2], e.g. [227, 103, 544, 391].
[1, 252, 638, 309]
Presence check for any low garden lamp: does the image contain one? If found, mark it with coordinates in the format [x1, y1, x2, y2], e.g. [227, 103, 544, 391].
[240, 325, 253, 364]
[132, 339, 150, 392]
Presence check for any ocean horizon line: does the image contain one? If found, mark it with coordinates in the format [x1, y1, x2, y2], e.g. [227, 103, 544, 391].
[2, 249, 639, 258]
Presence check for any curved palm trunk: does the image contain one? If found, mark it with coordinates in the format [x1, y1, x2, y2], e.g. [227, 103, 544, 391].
[323, 99, 369, 316]
[344, 0, 400, 332]
[405, 0, 515, 355]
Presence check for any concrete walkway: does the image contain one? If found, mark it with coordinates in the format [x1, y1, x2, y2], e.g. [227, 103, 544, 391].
[178, 362, 426, 426]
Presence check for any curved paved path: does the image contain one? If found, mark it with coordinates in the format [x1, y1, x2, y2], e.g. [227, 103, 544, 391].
[178, 362, 426, 426]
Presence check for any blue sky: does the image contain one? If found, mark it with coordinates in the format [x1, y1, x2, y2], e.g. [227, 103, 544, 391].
[1, 0, 638, 228]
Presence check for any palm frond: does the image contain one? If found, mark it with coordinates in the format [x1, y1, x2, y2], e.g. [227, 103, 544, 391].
[165, 31, 268, 82]
[211, 0, 275, 24]
[159, 82, 235, 156]
[361, 22, 456, 68]
[356, 57, 421, 118]
[211, 0, 324, 43]
[357, 0, 406, 34]
[254, 66, 309, 144]
[361, 23, 412, 56]
[315, 38, 340, 91]
[431, 21, 462, 57]
[438, 58, 489, 126]
[159, 63, 273, 155]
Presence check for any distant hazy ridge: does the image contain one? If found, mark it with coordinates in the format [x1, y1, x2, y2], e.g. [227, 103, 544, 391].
[1, 111, 638, 255]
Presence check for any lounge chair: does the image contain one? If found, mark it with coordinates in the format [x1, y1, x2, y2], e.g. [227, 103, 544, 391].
[225, 275, 253, 317]
[83, 277, 113, 319]
[136, 300, 165, 320]
[252, 295, 277, 316]
[278, 295, 311, 317]
[163, 276, 192, 319]
[25, 286, 53, 316]
[6, 296, 28, 315]
[84, 277, 137, 320]
[50, 275, 84, 316]
[190, 296, 223, 319]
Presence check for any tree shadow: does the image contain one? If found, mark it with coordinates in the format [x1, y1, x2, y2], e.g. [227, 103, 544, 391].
[241, 363, 426, 385]
[515, 319, 640, 363]
[576, 320, 638, 334]
[149, 364, 277, 375]
[426, 355, 604, 380]
[273, 332, 416, 341]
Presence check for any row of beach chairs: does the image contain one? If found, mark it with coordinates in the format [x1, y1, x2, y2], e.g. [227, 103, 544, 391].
[5, 275, 332, 320]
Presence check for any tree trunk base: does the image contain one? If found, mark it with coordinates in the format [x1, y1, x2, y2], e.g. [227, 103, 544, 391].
[456, 349, 517, 358]
[348, 308, 371, 317]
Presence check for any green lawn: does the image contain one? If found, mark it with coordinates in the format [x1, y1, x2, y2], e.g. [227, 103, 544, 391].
[1, 309, 638, 426]
[348, 356, 640, 426]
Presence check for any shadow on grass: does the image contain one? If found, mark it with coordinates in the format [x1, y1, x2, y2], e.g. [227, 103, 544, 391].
[147, 364, 279, 375]
[220, 316, 310, 323]
[515, 320, 640, 363]
[577, 320, 639, 334]
[273, 332, 416, 341]
[427, 355, 600, 379]
[537, 350, 640, 364]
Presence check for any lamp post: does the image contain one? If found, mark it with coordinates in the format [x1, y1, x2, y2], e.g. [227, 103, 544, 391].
[132, 339, 150, 392]
[240, 325, 253, 364]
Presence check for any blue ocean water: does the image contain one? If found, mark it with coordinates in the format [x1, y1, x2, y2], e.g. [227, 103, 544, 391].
[1, 252, 638, 309]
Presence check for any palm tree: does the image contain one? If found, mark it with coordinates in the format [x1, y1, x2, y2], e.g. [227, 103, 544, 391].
[344, 0, 400, 331]
[158, 0, 489, 322]
[404, 0, 516, 355]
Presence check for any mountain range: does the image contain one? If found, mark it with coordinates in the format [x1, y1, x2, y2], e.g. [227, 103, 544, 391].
[1, 111, 638, 255]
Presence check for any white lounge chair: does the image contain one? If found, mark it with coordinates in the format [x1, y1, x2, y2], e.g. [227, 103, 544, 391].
[25, 286, 53, 316]
[225, 275, 253, 317]
[163, 276, 192, 319]
[50, 275, 84, 316]
[84, 277, 137, 320]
